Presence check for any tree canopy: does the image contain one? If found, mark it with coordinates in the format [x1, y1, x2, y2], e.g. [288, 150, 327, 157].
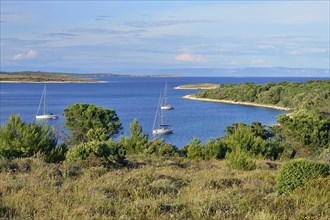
[0, 114, 66, 162]
[63, 104, 122, 145]
[195, 80, 330, 116]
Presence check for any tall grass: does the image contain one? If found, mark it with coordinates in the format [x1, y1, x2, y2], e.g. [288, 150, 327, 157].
[0, 157, 329, 219]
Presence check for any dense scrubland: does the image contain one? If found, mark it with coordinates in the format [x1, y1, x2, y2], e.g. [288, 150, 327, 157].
[195, 80, 330, 115]
[0, 80, 329, 219]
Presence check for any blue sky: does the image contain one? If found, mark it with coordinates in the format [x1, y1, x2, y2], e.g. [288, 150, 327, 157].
[1, 1, 329, 74]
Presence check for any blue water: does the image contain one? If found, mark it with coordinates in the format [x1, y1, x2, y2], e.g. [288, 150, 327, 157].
[0, 77, 327, 147]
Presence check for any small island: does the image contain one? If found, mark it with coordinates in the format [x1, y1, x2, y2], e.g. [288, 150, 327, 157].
[0, 72, 97, 83]
[175, 83, 219, 90]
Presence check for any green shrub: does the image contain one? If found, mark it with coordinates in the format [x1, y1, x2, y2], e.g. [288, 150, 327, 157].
[66, 139, 126, 164]
[178, 145, 188, 157]
[226, 149, 256, 171]
[277, 159, 330, 193]
[120, 118, 148, 154]
[44, 143, 68, 163]
[185, 138, 205, 160]
[143, 138, 178, 157]
[225, 122, 284, 160]
[290, 176, 330, 218]
[0, 114, 62, 162]
[276, 114, 330, 156]
[204, 138, 228, 160]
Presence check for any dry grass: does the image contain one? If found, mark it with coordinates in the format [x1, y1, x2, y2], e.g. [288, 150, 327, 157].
[0, 157, 329, 219]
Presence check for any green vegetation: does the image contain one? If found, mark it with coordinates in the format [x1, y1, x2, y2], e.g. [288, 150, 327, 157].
[0, 115, 67, 163]
[273, 114, 329, 157]
[0, 79, 329, 219]
[194, 80, 330, 115]
[0, 72, 96, 82]
[193, 80, 330, 158]
[120, 118, 148, 154]
[277, 159, 330, 193]
[225, 149, 257, 171]
[63, 104, 122, 145]
[66, 140, 126, 166]
[1, 157, 329, 219]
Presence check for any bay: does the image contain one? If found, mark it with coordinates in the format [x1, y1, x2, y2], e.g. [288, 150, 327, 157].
[0, 76, 326, 147]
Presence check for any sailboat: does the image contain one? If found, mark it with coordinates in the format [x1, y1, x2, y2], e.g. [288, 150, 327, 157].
[152, 92, 174, 135]
[160, 81, 174, 110]
[36, 83, 58, 120]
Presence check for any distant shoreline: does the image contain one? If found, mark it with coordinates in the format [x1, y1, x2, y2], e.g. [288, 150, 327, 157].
[182, 94, 291, 111]
[0, 80, 106, 83]
[175, 84, 219, 90]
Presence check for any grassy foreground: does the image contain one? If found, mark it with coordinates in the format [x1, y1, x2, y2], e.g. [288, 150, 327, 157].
[1, 156, 329, 219]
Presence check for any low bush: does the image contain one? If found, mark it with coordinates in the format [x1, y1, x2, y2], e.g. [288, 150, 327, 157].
[290, 176, 330, 218]
[65, 139, 126, 164]
[143, 138, 178, 157]
[204, 138, 228, 160]
[226, 149, 256, 171]
[185, 138, 205, 160]
[277, 159, 330, 193]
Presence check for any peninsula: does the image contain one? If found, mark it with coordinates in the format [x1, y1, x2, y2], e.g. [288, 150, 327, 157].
[183, 94, 291, 111]
[0, 72, 97, 83]
[0, 71, 180, 83]
[179, 80, 330, 113]
[175, 83, 219, 90]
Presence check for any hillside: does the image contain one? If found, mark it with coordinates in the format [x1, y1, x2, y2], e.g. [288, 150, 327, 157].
[1, 80, 329, 219]
[1, 156, 329, 219]
[193, 80, 330, 116]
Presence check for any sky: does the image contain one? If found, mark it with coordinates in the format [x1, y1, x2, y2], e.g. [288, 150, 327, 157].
[0, 1, 329, 75]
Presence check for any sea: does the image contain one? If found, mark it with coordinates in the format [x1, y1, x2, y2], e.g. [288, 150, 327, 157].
[0, 76, 327, 148]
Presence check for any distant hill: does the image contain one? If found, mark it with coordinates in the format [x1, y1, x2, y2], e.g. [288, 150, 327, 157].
[1, 67, 329, 78]
[0, 72, 97, 82]
[0, 71, 181, 79]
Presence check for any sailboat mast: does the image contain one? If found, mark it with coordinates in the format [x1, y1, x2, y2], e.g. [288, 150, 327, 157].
[44, 83, 46, 115]
[153, 92, 162, 130]
[164, 81, 167, 105]
[160, 103, 164, 125]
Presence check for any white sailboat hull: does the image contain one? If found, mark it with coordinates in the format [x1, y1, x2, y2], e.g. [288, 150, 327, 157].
[152, 126, 174, 135]
[36, 114, 58, 120]
[160, 104, 174, 110]
[36, 83, 58, 120]
[160, 81, 174, 110]
[152, 82, 174, 136]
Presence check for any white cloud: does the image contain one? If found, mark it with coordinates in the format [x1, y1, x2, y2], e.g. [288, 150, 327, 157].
[175, 52, 205, 62]
[229, 59, 239, 65]
[26, 49, 38, 58]
[258, 45, 274, 49]
[288, 50, 302, 55]
[12, 49, 38, 60]
[13, 53, 25, 60]
[251, 59, 265, 65]
[288, 48, 328, 55]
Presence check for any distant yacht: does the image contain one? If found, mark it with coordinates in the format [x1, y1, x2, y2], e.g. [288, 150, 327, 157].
[160, 81, 174, 110]
[36, 83, 58, 120]
[152, 91, 174, 135]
